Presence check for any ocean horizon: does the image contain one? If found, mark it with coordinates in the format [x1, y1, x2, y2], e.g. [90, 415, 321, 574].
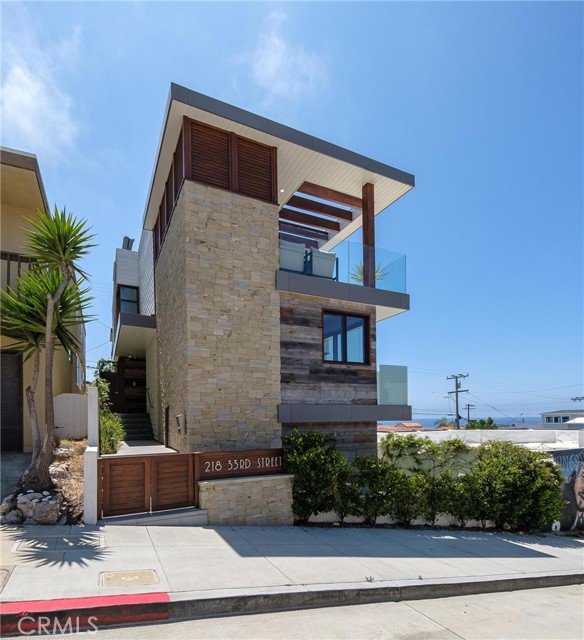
[380, 416, 545, 429]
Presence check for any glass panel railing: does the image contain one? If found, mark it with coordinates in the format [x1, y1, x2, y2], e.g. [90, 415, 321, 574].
[377, 364, 408, 405]
[278, 240, 406, 293]
[334, 241, 406, 293]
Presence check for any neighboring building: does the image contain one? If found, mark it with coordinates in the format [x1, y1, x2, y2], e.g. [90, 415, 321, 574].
[110, 84, 414, 460]
[378, 422, 426, 433]
[0, 147, 86, 452]
[541, 410, 584, 425]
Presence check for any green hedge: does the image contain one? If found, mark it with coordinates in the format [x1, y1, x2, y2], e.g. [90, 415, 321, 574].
[282, 430, 565, 532]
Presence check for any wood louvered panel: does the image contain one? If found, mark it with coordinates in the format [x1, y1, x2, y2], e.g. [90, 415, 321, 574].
[153, 455, 193, 510]
[104, 459, 148, 516]
[237, 137, 274, 202]
[173, 131, 183, 204]
[191, 121, 230, 189]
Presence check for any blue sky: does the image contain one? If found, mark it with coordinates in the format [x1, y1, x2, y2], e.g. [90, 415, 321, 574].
[1, 2, 582, 422]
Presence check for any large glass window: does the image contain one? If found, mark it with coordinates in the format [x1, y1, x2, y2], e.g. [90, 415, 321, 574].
[119, 286, 139, 314]
[323, 312, 367, 364]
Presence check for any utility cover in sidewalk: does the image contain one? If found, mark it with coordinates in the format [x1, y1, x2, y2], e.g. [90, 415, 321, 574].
[100, 570, 159, 587]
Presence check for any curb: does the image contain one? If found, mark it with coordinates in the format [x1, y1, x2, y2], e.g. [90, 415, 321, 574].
[1, 572, 582, 635]
[0, 593, 170, 636]
[168, 571, 584, 620]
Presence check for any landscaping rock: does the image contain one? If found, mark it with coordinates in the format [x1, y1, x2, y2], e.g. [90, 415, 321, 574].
[32, 499, 61, 524]
[53, 448, 71, 460]
[1, 509, 23, 525]
[49, 465, 69, 480]
[1, 496, 15, 516]
[17, 493, 43, 519]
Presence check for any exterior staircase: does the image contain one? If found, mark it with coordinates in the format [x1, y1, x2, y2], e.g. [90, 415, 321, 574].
[117, 413, 154, 441]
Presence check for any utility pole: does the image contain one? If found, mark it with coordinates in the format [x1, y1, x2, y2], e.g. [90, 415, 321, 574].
[464, 403, 475, 423]
[447, 374, 469, 429]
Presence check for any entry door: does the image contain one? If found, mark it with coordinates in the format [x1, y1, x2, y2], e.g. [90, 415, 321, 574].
[1, 352, 23, 451]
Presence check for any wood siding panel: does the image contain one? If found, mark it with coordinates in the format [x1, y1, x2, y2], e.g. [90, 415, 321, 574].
[280, 293, 377, 406]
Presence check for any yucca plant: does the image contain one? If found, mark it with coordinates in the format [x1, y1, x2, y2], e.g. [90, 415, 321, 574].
[350, 262, 390, 284]
[1, 206, 95, 489]
[1, 267, 92, 487]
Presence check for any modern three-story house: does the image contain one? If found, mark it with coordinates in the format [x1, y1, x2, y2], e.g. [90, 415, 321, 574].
[111, 83, 414, 460]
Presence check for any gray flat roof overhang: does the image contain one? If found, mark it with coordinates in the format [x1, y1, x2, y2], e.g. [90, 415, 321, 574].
[113, 312, 156, 359]
[143, 84, 415, 232]
[279, 404, 412, 423]
[277, 270, 409, 322]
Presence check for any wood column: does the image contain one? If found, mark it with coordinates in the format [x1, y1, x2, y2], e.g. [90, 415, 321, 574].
[362, 182, 375, 288]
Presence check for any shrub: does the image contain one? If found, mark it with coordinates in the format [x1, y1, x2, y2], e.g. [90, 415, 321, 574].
[283, 430, 345, 523]
[390, 471, 425, 526]
[465, 418, 499, 430]
[473, 441, 565, 530]
[353, 456, 397, 525]
[333, 461, 360, 525]
[99, 412, 125, 455]
[446, 472, 477, 528]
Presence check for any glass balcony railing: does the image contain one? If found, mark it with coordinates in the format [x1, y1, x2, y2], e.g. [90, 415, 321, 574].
[278, 240, 406, 293]
[335, 241, 406, 293]
[377, 364, 408, 406]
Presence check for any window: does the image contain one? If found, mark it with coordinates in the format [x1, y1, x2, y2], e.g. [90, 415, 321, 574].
[119, 286, 139, 314]
[545, 417, 554, 423]
[323, 312, 368, 364]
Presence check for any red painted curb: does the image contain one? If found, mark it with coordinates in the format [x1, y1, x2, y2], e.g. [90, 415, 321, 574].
[0, 592, 170, 635]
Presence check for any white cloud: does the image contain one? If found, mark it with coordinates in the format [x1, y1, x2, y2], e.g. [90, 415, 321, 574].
[248, 12, 327, 106]
[0, 16, 81, 162]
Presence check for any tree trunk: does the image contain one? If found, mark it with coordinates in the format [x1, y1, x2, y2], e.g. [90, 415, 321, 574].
[21, 281, 67, 491]
[26, 350, 42, 461]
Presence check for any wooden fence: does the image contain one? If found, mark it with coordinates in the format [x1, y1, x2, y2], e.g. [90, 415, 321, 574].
[98, 448, 284, 518]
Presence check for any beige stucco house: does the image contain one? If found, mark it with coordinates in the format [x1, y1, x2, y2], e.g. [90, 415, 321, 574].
[0, 147, 86, 452]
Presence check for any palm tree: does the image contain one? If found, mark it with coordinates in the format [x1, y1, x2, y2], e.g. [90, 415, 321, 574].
[1, 267, 92, 487]
[2, 206, 95, 489]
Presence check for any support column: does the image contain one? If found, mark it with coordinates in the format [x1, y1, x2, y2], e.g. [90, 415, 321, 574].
[362, 182, 375, 288]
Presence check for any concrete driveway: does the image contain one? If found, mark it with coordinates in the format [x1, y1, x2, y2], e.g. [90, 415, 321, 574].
[0, 453, 29, 499]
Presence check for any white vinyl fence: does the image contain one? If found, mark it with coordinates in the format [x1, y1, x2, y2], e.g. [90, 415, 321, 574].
[54, 393, 88, 439]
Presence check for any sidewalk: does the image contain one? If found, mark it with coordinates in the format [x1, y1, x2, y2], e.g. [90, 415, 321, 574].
[1, 523, 583, 634]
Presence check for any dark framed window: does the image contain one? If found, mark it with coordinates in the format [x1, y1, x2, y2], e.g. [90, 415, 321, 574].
[118, 285, 139, 315]
[323, 312, 368, 364]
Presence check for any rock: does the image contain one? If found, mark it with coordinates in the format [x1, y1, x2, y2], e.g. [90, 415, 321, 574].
[53, 448, 71, 460]
[26, 489, 35, 493]
[1, 496, 15, 516]
[1, 509, 23, 524]
[42, 491, 50, 496]
[58, 515, 68, 525]
[23, 518, 37, 525]
[49, 465, 69, 480]
[32, 498, 61, 524]
[17, 493, 43, 519]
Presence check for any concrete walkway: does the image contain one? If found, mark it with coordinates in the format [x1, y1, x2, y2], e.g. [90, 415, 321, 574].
[0, 454, 29, 500]
[0, 524, 582, 633]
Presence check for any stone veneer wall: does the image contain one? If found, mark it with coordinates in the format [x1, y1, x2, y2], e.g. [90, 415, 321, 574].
[155, 195, 188, 451]
[199, 474, 294, 525]
[156, 180, 282, 453]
